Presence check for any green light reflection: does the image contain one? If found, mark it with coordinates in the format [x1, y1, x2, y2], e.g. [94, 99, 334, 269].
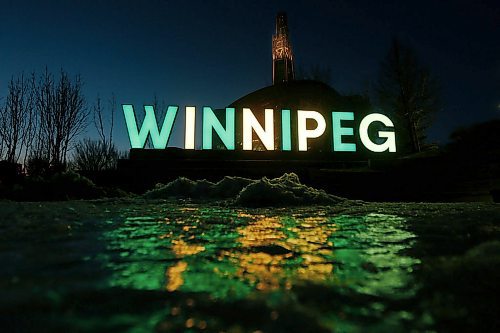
[98, 205, 420, 331]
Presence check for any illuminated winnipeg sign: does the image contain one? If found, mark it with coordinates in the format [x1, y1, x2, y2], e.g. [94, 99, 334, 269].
[122, 105, 396, 153]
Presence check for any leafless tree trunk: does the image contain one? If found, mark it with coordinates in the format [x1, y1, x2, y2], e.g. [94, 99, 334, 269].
[0, 73, 36, 164]
[93, 94, 115, 148]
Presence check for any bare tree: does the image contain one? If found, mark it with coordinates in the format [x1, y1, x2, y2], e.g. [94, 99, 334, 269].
[93, 94, 115, 148]
[74, 94, 119, 171]
[73, 138, 119, 171]
[0, 73, 36, 164]
[34, 69, 88, 167]
[376, 38, 440, 152]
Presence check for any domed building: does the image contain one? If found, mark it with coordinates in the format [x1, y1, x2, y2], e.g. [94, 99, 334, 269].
[229, 79, 372, 153]
[225, 12, 372, 154]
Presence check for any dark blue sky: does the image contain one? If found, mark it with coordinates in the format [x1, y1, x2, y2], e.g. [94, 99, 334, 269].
[1, 0, 498, 150]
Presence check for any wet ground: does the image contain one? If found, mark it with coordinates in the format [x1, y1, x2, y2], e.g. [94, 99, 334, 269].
[0, 200, 499, 332]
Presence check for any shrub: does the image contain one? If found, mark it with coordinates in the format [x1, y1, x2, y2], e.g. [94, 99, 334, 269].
[73, 138, 119, 171]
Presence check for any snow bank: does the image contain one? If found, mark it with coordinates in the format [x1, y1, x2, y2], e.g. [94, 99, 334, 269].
[143, 176, 252, 199]
[144, 173, 344, 207]
[234, 173, 343, 207]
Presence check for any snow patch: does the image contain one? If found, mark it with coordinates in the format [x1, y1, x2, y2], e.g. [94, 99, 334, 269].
[144, 173, 344, 207]
[235, 173, 342, 207]
[143, 176, 252, 199]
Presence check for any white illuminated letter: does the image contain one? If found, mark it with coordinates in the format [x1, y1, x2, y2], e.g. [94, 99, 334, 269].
[243, 108, 274, 150]
[359, 113, 396, 152]
[184, 106, 196, 149]
[297, 110, 326, 151]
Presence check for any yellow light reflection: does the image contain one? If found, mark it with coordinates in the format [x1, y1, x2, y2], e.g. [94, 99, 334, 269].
[237, 217, 286, 247]
[290, 217, 336, 281]
[164, 212, 337, 294]
[237, 252, 287, 291]
[221, 215, 337, 290]
[220, 217, 287, 291]
[166, 261, 187, 291]
[171, 239, 205, 257]
[179, 207, 198, 212]
[165, 239, 205, 291]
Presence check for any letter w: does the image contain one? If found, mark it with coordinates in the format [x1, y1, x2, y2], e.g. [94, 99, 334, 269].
[123, 105, 178, 149]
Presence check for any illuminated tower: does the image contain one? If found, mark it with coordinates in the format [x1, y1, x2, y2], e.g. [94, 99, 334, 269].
[272, 12, 295, 84]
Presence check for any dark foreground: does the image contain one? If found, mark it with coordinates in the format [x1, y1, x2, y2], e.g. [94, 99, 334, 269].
[0, 200, 499, 332]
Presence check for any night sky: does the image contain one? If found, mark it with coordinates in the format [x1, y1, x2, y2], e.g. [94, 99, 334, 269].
[1, 0, 498, 151]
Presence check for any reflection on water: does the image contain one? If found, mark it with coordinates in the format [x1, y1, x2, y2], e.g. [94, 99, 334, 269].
[216, 215, 337, 291]
[3, 201, 497, 332]
[166, 239, 205, 292]
[97, 205, 420, 331]
[166, 261, 187, 292]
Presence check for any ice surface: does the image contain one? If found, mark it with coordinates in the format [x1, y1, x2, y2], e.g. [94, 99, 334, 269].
[143, 173, 344, 207]
[0, 200, 498, 332]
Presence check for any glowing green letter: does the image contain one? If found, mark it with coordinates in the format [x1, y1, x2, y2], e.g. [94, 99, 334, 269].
[123, 104, 178, 149]
[202, 107, 235, 150]
[332, 111, 356, 152]
[281, 109, 291, 151]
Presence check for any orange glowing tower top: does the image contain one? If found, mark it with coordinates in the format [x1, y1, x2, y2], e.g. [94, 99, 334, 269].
[272, 12, 295, 85]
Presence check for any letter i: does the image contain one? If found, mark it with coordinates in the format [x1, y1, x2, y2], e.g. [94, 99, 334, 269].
[281, 109, 292, 151]
[185, 106, 196, 149]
